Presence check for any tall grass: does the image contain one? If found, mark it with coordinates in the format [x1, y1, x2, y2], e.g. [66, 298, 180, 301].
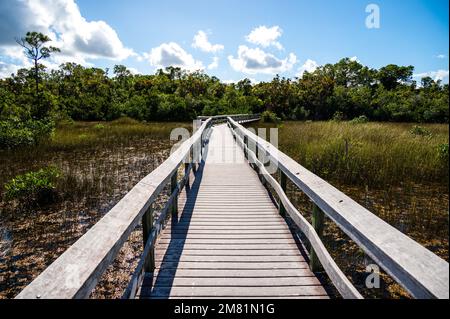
[275, 121, 449, 188]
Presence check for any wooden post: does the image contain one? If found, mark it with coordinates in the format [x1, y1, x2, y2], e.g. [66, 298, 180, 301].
[244, 136, 248, 159]
[310, 204, 325, 272]
[185, 155, 190, 190]
[191, 147, 197, 174]
[279, 169, 287, 216]
[171, 170, 178, 219]
[142, 205, 155, 272]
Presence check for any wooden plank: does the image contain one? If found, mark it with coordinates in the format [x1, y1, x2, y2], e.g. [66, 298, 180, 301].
[159, 234, 295, 239]
[155, 244, 300, 250]
[155, 248, 302, 256]
[166, 229, 294, 234]
[154, 255, 305, 263]
[146, 276, 320, 287]
[152, 268, 317, 278]
[156, 238, 297, 244]
[147, 286, 327, 297]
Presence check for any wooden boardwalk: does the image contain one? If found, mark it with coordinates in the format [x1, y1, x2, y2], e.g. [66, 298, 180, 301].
[16, 115, 448, 300]
[138, 125, 328, 299]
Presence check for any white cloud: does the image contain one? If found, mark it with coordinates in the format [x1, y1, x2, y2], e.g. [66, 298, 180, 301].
[222, 77, 259, 84]
[246, 25, 283, 50]
[145, 42, 204, 71]
[0, 0, 134, 77]
[208, 57, 219, 70]
[436, 54, 446, 59]
[192, 30, 224, 53]
[414, 69, 449, 82]
[350, 56, 360, 63]
[296, 59, 319, 77]
[228, 45, 296, 75]
[0, 61, 22, 78]
[128, 67, 141, 75]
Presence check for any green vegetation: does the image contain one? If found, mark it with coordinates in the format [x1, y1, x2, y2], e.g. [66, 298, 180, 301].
[264, 121, 449, 188]
[4, 166, 61, 205]
[261, 110, 279, 123]
[1, 32, 448, 149]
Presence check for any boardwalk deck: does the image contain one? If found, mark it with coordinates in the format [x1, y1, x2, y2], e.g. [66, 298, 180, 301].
[137, 124, 329, 299]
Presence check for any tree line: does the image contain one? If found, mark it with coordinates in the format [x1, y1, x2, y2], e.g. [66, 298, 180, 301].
[0, 32, 448, 148]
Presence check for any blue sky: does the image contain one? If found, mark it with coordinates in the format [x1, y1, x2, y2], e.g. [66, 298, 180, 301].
[0, 0, 448, 83]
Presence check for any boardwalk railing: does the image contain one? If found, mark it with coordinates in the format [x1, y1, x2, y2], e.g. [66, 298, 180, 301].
[227, 116, 449, 299]
[16, 118, 213, 299]
[198, 113, 260, 125]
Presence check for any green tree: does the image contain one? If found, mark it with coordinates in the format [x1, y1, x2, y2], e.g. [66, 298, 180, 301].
[16, 31, 60, 111]
[377, 64, 414, 90]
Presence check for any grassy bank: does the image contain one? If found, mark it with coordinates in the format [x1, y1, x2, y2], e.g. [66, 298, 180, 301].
[260, 121, 449, 188]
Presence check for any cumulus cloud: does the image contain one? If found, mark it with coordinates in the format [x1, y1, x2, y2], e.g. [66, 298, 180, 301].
[0, 0, 134, 76]
[208, 57, 219, 70]
[414, 69, 449, 82]
[296, 59, 319, 77]
[436, 54, 446, 59]
[192, 31, 224, 53]
[145, 42, 204, 71]
[228, 45, 296, 75]
[246, 25, 283, 50]
[0, 61, 22, 78]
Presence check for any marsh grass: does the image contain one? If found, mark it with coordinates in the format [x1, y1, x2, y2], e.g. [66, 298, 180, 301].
[259, 121, 449, 187]
[0, 119, 191, 298]
[247, 120, 449, 298]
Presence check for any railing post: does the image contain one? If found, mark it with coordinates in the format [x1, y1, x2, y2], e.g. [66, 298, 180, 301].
[185, 154, 190, 189]
[310, 204, 325, 272]
[278, 168, 287, 216]
[191, 147, 197, 174]
[171, 170, 178, 219]
[142, 204, 155, 272]
[244, 135, 248, 159]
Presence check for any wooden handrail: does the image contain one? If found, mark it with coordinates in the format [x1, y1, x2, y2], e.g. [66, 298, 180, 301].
[16, 119, 212, 299]
[228, 117, 449, 299]
[198, 114, 260, 124]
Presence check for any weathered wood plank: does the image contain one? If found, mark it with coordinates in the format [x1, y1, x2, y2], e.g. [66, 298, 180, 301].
[155, 248, 302, 256]
[146, 276, 319, 287]
[146, 286, 327, 297]
[152, 268, 318, 278]
[154, 255, 305, 263]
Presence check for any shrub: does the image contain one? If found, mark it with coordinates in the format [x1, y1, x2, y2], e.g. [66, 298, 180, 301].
[437, 143, 449, 162]
[4, 166, 61, 205]
[0, 119, 54, 149]
[332, 111, 345, 122]
[410, 125, 432, 138]
[261, 110, 279, 123]
[350, 115, 369, 124]
[94, 123, 106, 130]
